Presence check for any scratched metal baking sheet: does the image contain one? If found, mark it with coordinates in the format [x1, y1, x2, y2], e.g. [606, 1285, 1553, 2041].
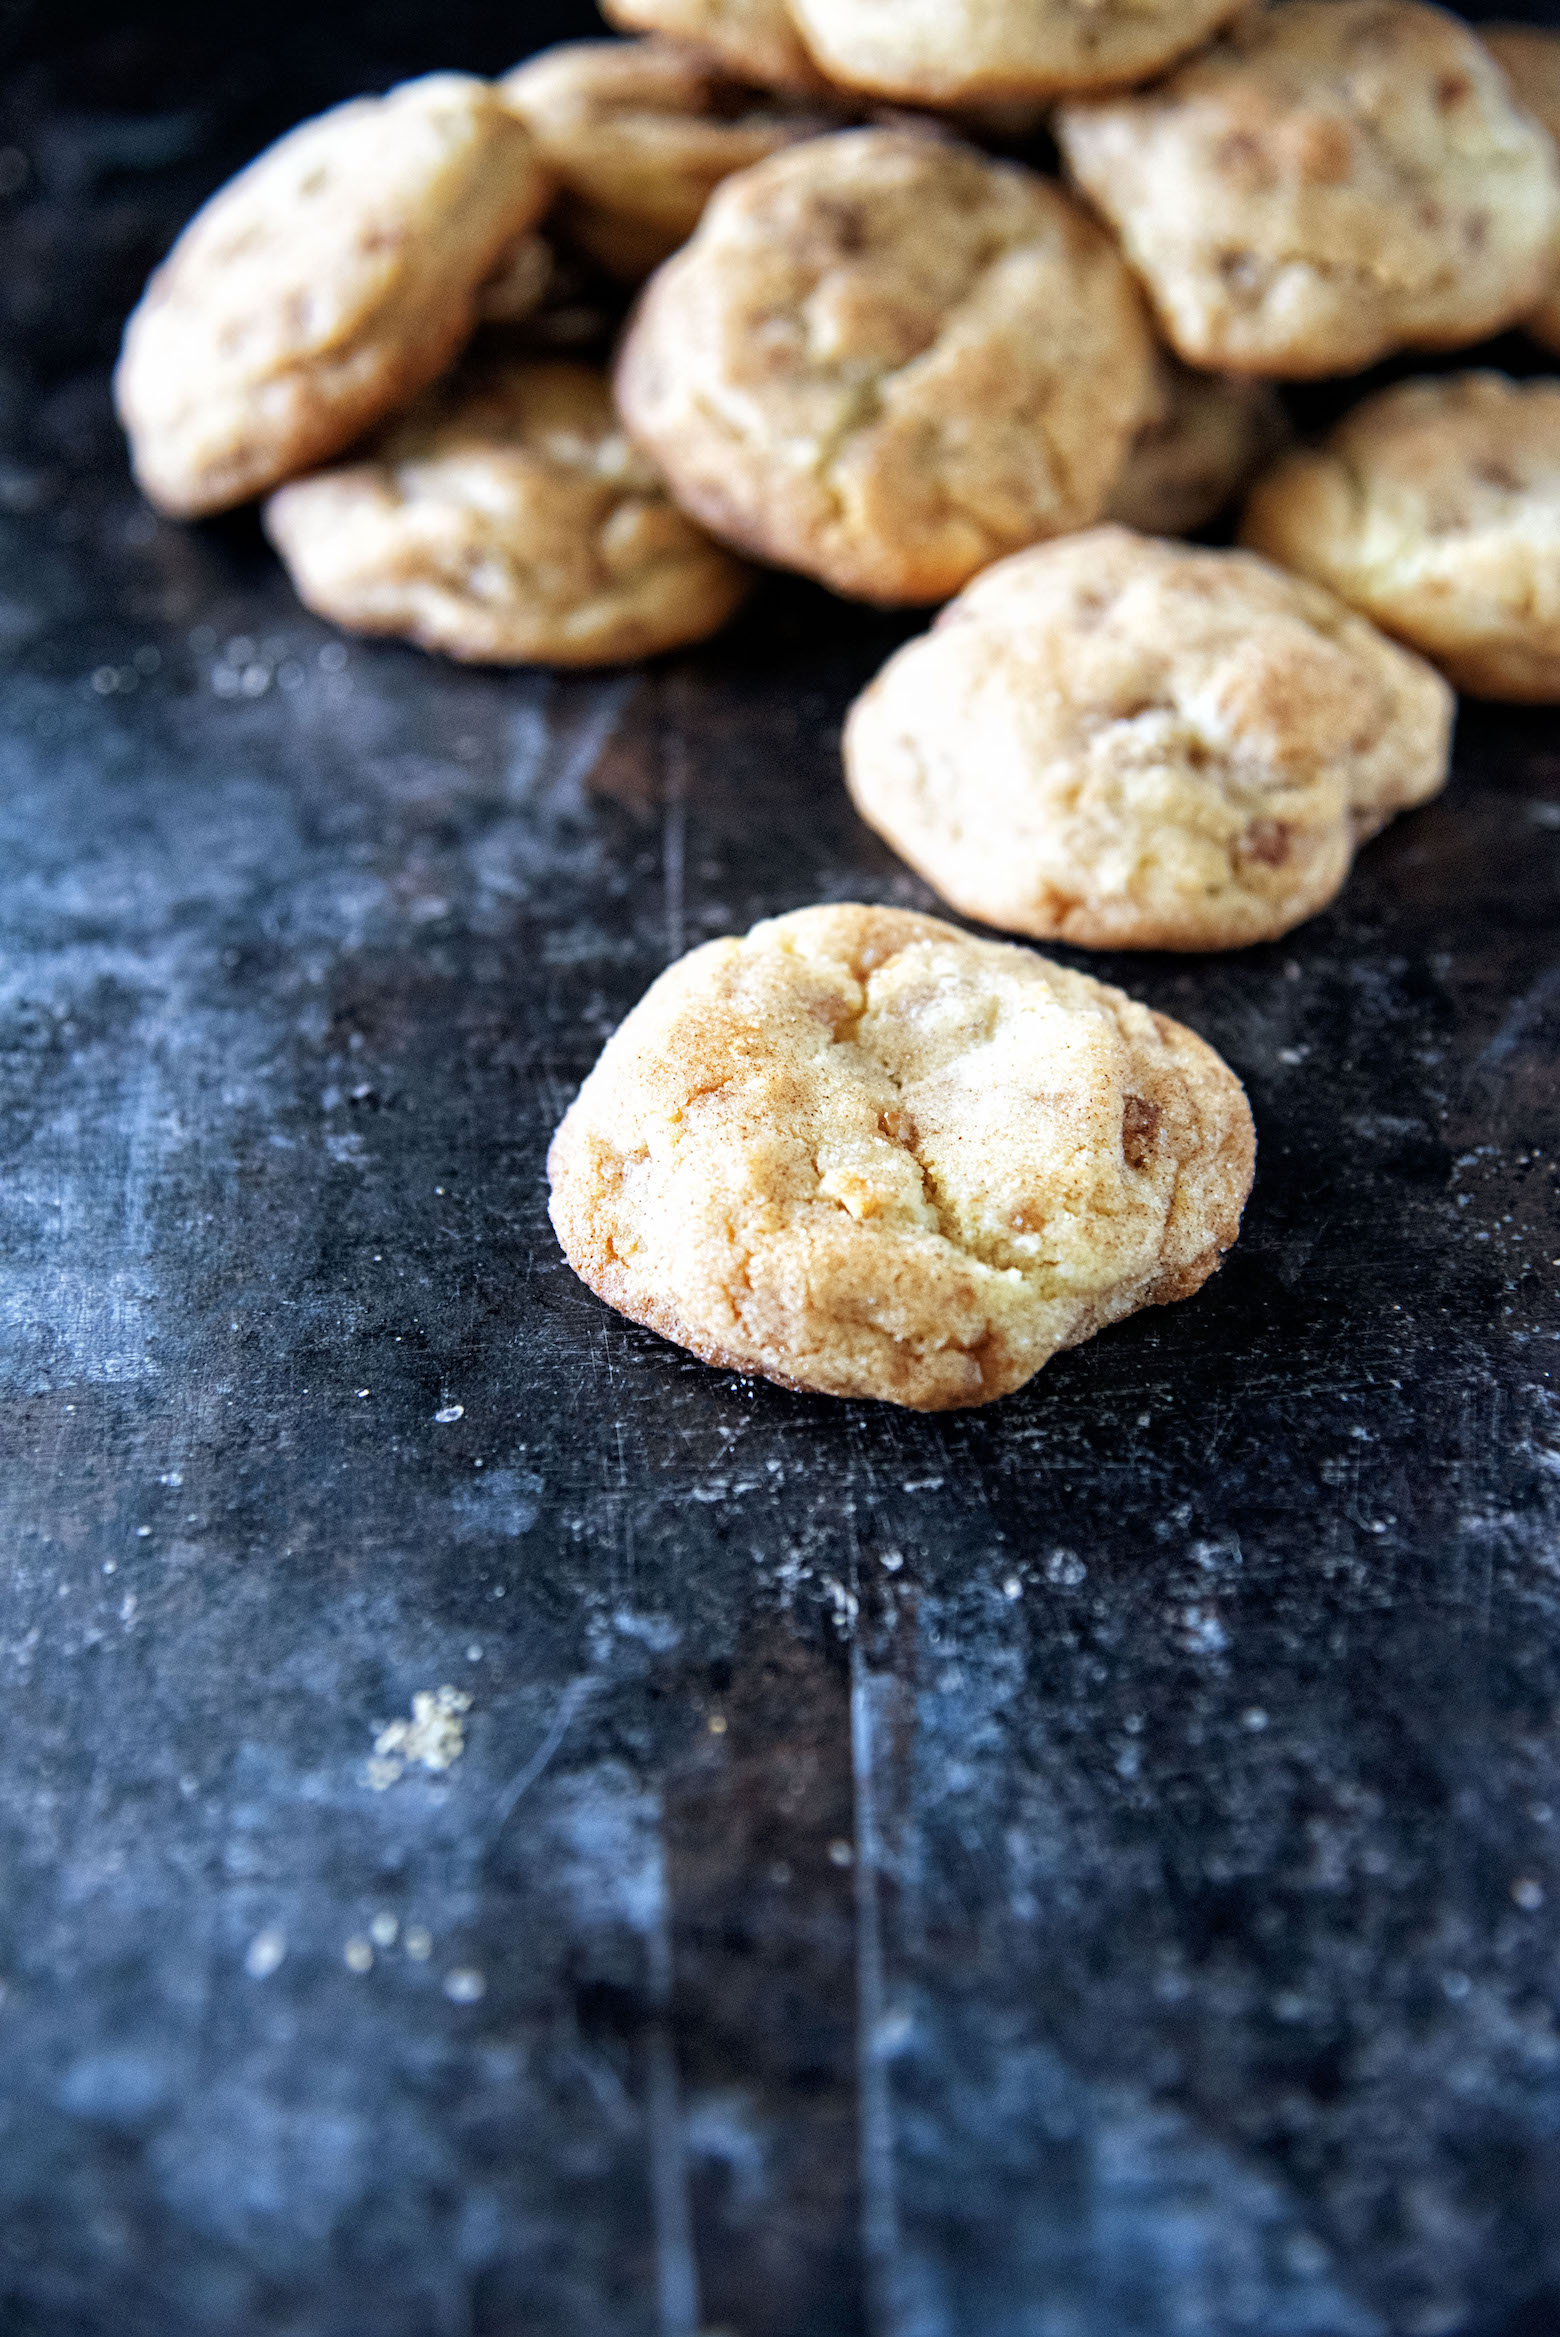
[2, 4, 1559, 2333]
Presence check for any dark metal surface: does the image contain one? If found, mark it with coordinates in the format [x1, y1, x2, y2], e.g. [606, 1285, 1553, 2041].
[2, 7, 1560, 2334]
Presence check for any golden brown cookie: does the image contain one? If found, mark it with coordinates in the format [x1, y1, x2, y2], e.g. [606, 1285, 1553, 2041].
[600, 0, 832, 94]
[1481, 24, 1560, 352]
[500, 38, 844, 280]
[548, 904, 1255, 1409]
[114, 75, 552, 519]
[844, 527, 1453, 950]
[788, 0, 1252, 104]
[1241, 371, 1560, 701]
[1106, 355, 1289, 538]
[614, 127, 1154, 605]
[1057, 0, 1560, 378]
[263, 360, 750, 667]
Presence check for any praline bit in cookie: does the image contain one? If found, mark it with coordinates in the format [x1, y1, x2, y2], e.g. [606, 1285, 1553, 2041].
[263, 359, 750, 668]
[113, 74, 552, 518]
[547, 904, 1255, 1411]
[843, 528, 1453, 951]
[1242, 372, 1560, 702]
[614, 126, 1155, 606]
[500, 39, 846, 282]
[788, 0, 1252, 105]
[1057, 0, 1560, 379]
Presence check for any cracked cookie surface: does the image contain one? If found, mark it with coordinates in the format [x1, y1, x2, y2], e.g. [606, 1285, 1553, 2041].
[1241, 371, 1560, 701]
[844, 527, 1453, 951]
[614, 127, 1154, 605]
[263, 360, 750, 667]
[788, 0, 1251, 103]
[1057, 0, 1560, 378]
[114, 74, 552, 517]
[547, 904, 1255, 1409]
[500, 39, 845, 281]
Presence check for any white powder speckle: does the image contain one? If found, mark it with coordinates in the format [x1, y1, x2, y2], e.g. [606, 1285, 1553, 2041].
[244, 1928, 286, 1980]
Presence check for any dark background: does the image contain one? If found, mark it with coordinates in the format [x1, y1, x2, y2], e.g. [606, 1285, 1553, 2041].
[2, 4, 1560, 2333]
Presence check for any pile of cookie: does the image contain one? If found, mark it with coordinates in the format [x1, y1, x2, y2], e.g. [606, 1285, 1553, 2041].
[113, 1, 1560, 1410]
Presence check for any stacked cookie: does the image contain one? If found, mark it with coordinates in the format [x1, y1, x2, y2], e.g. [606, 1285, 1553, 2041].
[113, 5, 1560, 1409]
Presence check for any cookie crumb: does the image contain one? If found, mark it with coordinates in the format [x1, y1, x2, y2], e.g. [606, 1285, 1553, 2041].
[367, 1685, 473, 1787]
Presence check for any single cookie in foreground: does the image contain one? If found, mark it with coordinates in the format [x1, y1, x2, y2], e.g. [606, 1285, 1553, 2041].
[1241, 373, 1560, 702]
[1106, 356, 1288, 539]
[615, 128, 1154, 605]
[548, 905, 1255, 1409]
[599, 0, 833, 94]
[788, 0, 1250, 104]
[114, 75, 552, 518]
[501, 39, 845, 281]
[1057, 0, 1560, 378]
[844, 529, 1453, 951]
[1480, 25, 1560, 353]
[264, 361, 750, 667]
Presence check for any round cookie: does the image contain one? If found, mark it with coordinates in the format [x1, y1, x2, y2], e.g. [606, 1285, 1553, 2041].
[614, 127, 1155, 606]
[1106, 355, 1288, 539]
[1481, 25, 1560, 353]
[787, 0, 1252, 104]
[1056, 0, 1560, 379]
[599, 0, 832, 95]
[500, 39, 845, 281]
[548, 904, 1255, 1409]
[843, 527, 1453, 951]
[114, 75, 553, 518]
[263, 360, 750, 668]
[1241, 372, 1560, 702]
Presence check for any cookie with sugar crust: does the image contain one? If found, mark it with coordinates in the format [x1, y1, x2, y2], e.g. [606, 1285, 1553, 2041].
[264, 360, 750, 668]
[1057, 0, 1560, 378]
[1242, 371, 1560, 701]
[114, 74, 552, 518]
[843, 527, 1452, 951]
[548, 904, 1255, 1410]
[614, 126, 1155, 606]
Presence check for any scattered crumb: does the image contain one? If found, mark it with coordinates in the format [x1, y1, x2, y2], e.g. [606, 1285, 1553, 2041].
[367, 1685, 473, 1789]
[404, 1925, 434, 1961]
[344, 1936, 374, 1973]
[444, 1967, 486, 2003]
[828, 1839, 854, 1868]
[369, 1911, 399, 1949]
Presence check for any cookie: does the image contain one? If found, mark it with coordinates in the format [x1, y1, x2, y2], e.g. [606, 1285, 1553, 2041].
[263, 360, 750, 667]
[475, 232, 557, 325]
[599, 0, 832, 94]
[547, 904, 1255, 1409]
[787, 0, 1252, 104]
[1106, 355, 1288, 539]
[1057, 0, 1560, 378]
[1480, 24, 1560, 352]
[844, 527, 1453, 951]
[1242, 372, 1560, 702]
[501, 39, 844, 281]
[114, 75, 553, 519]
[614, 127, 1155, 605]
